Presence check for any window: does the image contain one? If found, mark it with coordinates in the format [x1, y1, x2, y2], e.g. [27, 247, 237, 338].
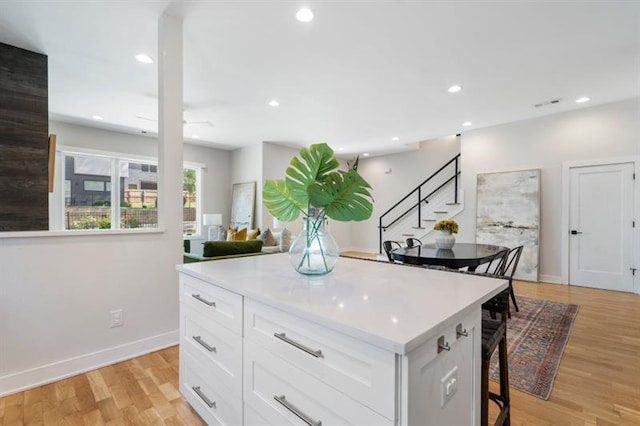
[59, 152, 158, 231]
[64, 154, 112, 229]
[54, 148, 203, 233]
[183, 167, 201, 236]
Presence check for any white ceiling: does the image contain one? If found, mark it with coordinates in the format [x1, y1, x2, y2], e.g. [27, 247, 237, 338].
[1, 1, 639, 157]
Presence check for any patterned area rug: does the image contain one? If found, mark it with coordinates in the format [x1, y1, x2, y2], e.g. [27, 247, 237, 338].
[490, 296, 579, 400]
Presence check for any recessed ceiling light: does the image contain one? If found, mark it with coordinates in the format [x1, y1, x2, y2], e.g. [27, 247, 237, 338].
[462, 121, 472, 126]
[268, 100, 280, 107]
[135, 53, 153, 64]
[339, 147, 345, 151]
[392, 137, 399, 141]
[448, 85, 462, 93]
[192, 135, 200, 139]
[91, 115, 103, 120]
[296, 8, 314, 22]
[575, 97, 591, 103]
[363, 153, 370, 157]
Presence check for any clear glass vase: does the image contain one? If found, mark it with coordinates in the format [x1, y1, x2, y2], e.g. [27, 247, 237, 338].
[289, 214, 339, 275]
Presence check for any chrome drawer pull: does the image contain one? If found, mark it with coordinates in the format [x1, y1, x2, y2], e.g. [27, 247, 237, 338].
[192, 386, 216, 409]
[192, 294, 216, 307]
[274, 395, 322, 426]
[192, 335, 216, 353]
[274, 332, 323, 358]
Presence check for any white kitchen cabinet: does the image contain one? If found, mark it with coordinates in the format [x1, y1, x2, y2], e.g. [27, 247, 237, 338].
[177, 254, 506, 425]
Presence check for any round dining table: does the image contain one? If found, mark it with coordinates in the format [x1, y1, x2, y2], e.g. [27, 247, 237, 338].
[391, 242, 508, 271]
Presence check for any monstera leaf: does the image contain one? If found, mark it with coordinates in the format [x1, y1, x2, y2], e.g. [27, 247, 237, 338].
[285, 143, 340, 206]
[263, 143, 373, 222]
[262, 179, 304, 222]
[308, 160, 373, 221]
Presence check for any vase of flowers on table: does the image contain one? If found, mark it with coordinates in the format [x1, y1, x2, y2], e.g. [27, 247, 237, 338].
[434, 219, 458, 250]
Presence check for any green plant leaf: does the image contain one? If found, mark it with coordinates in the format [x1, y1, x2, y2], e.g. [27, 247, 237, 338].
[285, 143, 340, 207]
[262, 179, 304, 222]
[308, 166, 373, 221]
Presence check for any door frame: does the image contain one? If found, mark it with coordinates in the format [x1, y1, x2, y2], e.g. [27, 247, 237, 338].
[561, 156, 640, 294]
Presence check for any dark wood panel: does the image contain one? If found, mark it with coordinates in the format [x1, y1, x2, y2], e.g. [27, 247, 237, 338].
[0, 42, 49, 231]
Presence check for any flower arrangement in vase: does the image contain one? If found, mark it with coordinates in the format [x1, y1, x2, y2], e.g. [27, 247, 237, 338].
[433, 219, 458, 249]
[263, 143, 374, 275]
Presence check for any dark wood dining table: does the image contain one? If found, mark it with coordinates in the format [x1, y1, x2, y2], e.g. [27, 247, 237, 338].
[391, 242, 509, 271]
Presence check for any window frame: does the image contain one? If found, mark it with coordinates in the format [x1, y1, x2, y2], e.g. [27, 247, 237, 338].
[183, 162, 204, 239]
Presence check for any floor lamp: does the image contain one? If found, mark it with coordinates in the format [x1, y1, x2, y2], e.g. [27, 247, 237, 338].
[203, 213, 222, 241]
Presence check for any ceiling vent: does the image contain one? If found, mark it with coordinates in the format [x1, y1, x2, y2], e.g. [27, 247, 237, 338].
[533, 98, 562, 108]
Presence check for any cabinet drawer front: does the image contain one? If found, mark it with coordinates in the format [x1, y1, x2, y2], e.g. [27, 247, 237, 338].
[181, 307, 242, 397]
[180, 351, 242, 426]
[244, 340, 393, 426]
[179, 273, 242, 335]
[244, 299, 395, 420]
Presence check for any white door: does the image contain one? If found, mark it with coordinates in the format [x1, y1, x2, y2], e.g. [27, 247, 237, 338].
[569, 163, 635, 291]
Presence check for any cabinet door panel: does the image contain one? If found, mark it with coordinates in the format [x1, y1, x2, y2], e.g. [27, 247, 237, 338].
[244, 299, 395, 420]
[244, 340, 393, 426]
[180, 351, 242, 426]
[179, 274, 243, 335]
[181, 306, 243, 397]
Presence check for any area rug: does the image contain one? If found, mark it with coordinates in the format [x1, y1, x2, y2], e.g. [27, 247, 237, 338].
[489, 296, 579, 400]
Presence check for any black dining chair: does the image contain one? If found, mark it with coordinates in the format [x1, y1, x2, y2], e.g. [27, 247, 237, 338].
[481, 249, 509, 275]
[383, 240, 402, 262]
[499, 246, 523, 313]
[405, 237, 422, 248]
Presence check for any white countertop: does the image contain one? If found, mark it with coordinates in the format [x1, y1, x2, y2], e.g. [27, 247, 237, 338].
[177, 254, 508, 354]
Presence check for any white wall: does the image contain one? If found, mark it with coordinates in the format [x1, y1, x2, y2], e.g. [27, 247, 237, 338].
[458, 97, 640, 283]
[352, 135, 462, 252]
[0, 121, 231, 395]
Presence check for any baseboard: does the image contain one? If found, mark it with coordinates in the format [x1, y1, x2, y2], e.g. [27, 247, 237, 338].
[539, 274, 563, 284]
[0, 330, 179, 397]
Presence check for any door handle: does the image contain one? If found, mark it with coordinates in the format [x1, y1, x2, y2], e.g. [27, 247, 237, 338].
[570, 230, 583, 235]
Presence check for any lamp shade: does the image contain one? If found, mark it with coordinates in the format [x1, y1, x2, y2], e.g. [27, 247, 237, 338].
[203, 213, 222, 226]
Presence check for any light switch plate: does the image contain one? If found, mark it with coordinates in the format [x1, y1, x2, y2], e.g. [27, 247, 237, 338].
[441, 365, 458, 407]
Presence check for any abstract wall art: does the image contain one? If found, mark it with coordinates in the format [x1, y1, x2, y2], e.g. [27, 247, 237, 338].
[476, 169, 540, 281]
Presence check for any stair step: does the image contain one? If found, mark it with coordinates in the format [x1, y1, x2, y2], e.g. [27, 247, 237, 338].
[411, 227, 427, 230]
[401, 233, 415, 237]
[423, 219, 436, 222]
[434, 211, 448, 214]
[446, 202, 461, 205]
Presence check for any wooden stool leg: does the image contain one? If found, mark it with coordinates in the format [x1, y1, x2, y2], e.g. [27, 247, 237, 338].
[498, 336, 510, 426]
[481, 357, 489, 426]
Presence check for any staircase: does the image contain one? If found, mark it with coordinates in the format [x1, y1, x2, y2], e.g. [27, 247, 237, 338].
[378, 154, 463, 253]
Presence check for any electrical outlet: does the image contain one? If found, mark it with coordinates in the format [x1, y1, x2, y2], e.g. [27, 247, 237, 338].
[441, 366, 458, 407]
[110, 309, 124, 328]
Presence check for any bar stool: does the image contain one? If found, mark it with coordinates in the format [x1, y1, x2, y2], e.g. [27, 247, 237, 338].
[481, 287, 511, 426]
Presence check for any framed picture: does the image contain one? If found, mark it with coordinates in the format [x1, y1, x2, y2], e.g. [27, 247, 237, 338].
[476, 169, 540, 281]
[230, 181, 256, 229]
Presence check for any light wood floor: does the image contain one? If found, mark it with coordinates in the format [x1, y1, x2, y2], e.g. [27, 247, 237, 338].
[1, 253, 639, 425]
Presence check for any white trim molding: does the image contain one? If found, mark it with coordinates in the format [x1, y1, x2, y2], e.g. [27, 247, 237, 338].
[561, 156, 640, 294]
[0, 330, 179, 397]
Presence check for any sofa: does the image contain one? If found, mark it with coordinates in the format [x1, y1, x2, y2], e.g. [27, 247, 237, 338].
[182, 239, 267, 263]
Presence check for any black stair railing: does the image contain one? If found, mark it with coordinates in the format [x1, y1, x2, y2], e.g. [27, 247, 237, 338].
[378, 154, 461, 253]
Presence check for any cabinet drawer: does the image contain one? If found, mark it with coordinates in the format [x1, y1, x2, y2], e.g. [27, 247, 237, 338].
[244, 340, 393, 426]
[244, 299, 395, 420]
[181, 306, 242, 397]
[180, 350, 242, 426]
[179, 273, 243, 335]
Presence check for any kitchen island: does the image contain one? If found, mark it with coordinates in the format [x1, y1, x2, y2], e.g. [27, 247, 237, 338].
[177, 253, 507, 426]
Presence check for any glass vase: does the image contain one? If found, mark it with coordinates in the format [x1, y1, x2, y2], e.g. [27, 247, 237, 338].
[289, 214, 339, 275]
